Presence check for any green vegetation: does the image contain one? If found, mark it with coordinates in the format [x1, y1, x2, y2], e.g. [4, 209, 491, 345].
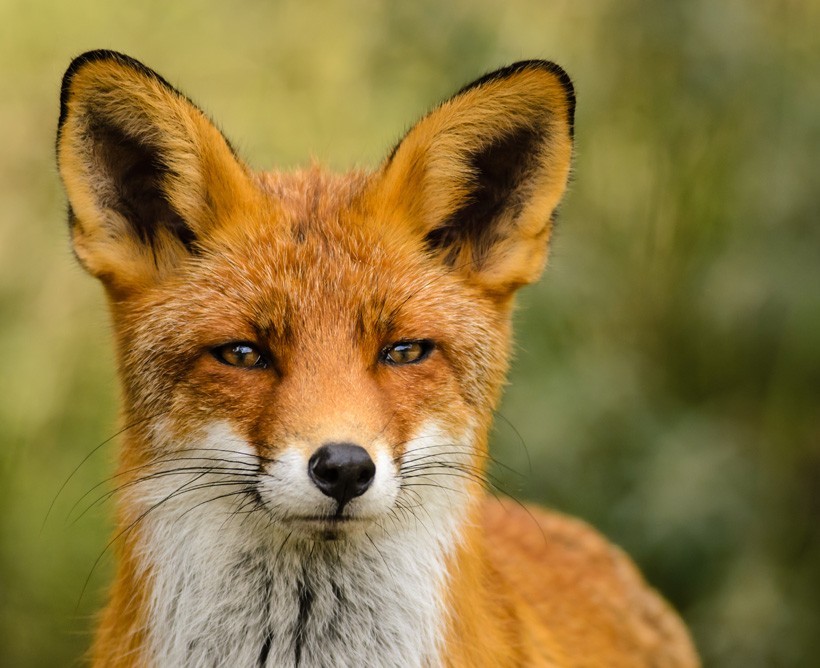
[1, 1, 817, 665]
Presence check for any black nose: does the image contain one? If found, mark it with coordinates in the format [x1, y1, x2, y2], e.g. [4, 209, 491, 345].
[308, 443, 376, 509]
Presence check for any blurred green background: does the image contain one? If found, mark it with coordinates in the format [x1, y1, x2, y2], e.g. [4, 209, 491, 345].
[1, 0, 818, 665]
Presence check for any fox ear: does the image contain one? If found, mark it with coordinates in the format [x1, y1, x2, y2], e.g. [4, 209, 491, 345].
[57, 50, 251, 294]
[375, 61, 575, 297]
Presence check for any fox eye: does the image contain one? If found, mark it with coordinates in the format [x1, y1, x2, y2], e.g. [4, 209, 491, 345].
[381, 340, 434, 366]
[212, 343, 267, 369]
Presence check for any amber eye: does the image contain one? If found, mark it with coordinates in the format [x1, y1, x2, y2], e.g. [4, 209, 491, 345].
[381, 340, 434, 366]
[211, 343, 267, 369]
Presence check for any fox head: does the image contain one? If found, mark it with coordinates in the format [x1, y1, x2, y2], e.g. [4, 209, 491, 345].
[57, 51, 574, 542]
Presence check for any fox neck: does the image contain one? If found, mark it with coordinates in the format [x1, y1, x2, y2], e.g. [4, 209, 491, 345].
[120, 485, 464, 667]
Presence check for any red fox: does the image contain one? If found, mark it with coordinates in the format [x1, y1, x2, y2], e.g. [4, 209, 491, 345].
[57, 50, 699, 667]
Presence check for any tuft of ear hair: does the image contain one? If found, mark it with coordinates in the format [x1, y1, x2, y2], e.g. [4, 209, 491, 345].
[57, 50, 251, 295]
[373, 60, 575, 298]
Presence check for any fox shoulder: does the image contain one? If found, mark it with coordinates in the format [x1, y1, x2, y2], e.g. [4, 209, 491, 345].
[481, 498, 700, 667]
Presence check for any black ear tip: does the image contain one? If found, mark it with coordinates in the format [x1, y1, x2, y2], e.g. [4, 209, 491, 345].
[64, 49, 135, 78]
[61, 50, 157, 88]
[57, 50, 183, 145]
[456, 59, 576, 139]
[534, 60, 576, 139]
[60, 51, 128, 115]
[59, 50, 136, 136]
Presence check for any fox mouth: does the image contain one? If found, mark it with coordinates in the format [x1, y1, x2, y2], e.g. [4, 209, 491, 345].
[292, 514, 362, 525]
[290, 514, 365, 541]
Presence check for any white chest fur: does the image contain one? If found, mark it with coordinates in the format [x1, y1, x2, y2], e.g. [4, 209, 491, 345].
[139, 503, 453, 667]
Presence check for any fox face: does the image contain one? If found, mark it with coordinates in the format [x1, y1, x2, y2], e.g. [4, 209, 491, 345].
[58, 51, 580, 666]
[58, 52, 573, 546]
[114, 178, 511, 538]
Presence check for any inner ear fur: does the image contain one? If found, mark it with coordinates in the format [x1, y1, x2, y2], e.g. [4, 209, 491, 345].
[57, 50, 251, 293]
[374, 60, 575, 296]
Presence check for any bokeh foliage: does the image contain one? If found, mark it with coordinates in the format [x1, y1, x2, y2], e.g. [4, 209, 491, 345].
[1, 1, 818, 665]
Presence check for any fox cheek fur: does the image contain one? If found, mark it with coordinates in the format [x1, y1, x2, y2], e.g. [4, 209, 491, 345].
[57, 51, 698, 667]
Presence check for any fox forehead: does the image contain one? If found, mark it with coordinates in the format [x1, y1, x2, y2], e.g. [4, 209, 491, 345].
[139, 169, 494, 337]
[115, 167, 508, 429]
[132, 169, 497, 347]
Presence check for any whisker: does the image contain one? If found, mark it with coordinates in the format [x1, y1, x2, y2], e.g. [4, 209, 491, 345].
[364, 531, 396, 587]
[70, 465, 260, 524]
[76, 473, 259, 609]
[67, 458, 259, 522]
[494, 410, 532, 474]
[274, 530, 295, 564]
[399, 481, 472, 496]
[43, 410, 168, 532]
[400, 449, 522, 478]
[401, 462, 488, 480]
[174, 486, 258, 522]
[390, 490, 438, 540]
[164, 445, 276, 465]
[221, 492, 265, 531]
[77, 468, 213, 609]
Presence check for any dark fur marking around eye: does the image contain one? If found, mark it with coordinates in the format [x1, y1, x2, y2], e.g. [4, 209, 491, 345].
[424, 123, 541, 267]
[86, 115, 197, 253]
[354, 299, 395, 345]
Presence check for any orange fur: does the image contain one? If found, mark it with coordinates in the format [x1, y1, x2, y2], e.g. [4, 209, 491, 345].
[57, 51, 699, 667]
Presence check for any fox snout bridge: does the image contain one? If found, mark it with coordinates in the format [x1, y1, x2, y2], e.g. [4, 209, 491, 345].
[308, 443, 376, 509]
